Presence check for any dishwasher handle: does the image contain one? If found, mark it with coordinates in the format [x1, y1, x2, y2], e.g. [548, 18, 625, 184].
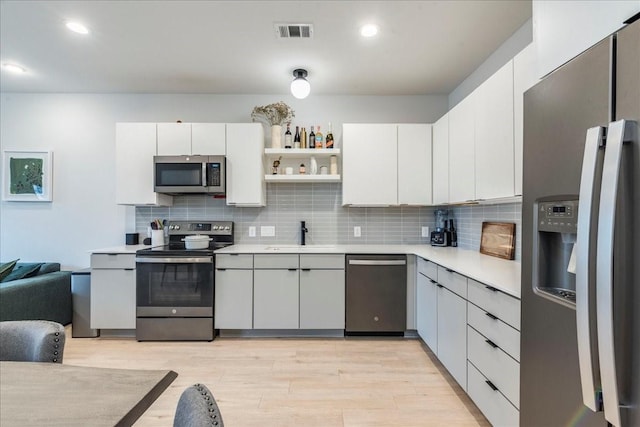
[348, 259, 406, 266]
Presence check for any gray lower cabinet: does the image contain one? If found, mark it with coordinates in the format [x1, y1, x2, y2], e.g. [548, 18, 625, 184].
[437, 283, 468, 391]
[300, 269, 345, 329]
[253, 255, 299, 329]
[416, 259, 438, 355]
[215, 254, 253, 329]
[90, 254, 136, 329]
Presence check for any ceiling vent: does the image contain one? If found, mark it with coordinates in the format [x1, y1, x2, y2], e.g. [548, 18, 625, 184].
[275, 23, 313, 39]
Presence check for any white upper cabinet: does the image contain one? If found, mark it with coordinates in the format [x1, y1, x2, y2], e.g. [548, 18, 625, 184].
[398, 124, 432, 205]
[157, 123, 191, 155]
[432, 114, 449, 205]
[475, 60, 515, 200]
[448, 91, 477, 203]
[342, 124, 398, 206]
[115, 123, 172, 206]
[226, 123, 265, 206]
[192, 123, 226, 155]
[513, 43, 539, 196]
[157, 123, 226, 156]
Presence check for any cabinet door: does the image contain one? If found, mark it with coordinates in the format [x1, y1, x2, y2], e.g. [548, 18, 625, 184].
[448, 93, 476, 203]
[342, 124, 398, 206]
[215, 269, 253, 329]
[437, 285, 467, 390]
[417, 272, 438, 353]
[513, 44, 539, 196]
[157, 123, 191, 155]
[475, 61, 515, 200]
[90, 269, 136, 329]
[253, 269, 299, 329]
[115, 123, 172, 206]
[432, 114, 449, 204]
[398, 124, 432, 205]
[192, 123, 226, 155]
[226, 123, 265, 206]
[299, 269, 345, 329]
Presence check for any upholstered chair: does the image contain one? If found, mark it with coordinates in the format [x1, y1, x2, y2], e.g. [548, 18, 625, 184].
[174, 383, 224, 427]
[0, 320, 65, 363]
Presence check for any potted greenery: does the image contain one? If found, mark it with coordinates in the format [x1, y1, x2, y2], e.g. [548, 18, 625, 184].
[251, 101, 295, 148]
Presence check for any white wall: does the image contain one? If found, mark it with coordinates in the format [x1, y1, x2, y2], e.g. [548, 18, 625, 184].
[0, 93, 447, 269]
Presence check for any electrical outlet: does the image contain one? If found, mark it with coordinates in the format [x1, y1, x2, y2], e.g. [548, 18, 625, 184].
[260, 226, 275, 237]
[421, 226, 430, 237]
[248, 226, 256, 237]
[354, 226, 361, 237]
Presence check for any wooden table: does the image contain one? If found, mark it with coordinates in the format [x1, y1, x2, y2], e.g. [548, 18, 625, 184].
[0, 361, 177, 426]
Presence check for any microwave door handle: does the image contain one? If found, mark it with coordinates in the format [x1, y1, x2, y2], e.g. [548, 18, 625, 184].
[596, 119, 633, 427]
[576, 126, 604, 412]
[202, 162, 207, 187]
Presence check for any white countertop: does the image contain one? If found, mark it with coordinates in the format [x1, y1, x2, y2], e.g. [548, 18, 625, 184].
[90, 244, 154, 254]
[215, 244, 521, 298]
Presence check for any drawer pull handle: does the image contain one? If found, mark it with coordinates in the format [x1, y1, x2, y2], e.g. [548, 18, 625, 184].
[445, 268, 454, 273]
[217, 268, 226, 271]
[124, 268, 134, 271]
[429, 279, 437, 284]
[485, 380, 499, 392]
[485, 312, 499, 320]
[485, 339, 499, 349]
[288, 268, 297, 271]
[485, 285, 498, 292]
[436, 284, 444, 289]
[301, 268, 311, 272]
[229, 254, 239, 256]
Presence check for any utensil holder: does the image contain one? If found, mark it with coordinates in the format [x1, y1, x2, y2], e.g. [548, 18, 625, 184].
[151, 230, 164, 247]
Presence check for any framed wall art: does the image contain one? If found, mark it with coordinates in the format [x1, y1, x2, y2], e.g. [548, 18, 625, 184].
[2, 150, 53, 202]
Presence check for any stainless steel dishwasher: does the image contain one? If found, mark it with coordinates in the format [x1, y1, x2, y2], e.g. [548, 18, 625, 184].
[345, 254, 407, 335]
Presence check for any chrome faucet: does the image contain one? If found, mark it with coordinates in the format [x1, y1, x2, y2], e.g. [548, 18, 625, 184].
[300, 221, 308, 245]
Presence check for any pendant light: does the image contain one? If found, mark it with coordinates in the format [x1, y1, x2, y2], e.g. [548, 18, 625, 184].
[291, 69, 310, 99]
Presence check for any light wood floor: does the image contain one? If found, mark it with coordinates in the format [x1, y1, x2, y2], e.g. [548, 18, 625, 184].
[63, 328, 489, 427]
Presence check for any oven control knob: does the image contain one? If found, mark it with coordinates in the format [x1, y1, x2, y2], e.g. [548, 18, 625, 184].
[168, 225, 174, 230]
[172, 309, 177, 314]
[175, 225, 180, 230]
[224, 226, 230, 230]
[213, 226, 219, 230]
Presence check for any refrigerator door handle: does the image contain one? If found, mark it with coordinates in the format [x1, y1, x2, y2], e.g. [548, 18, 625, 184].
[596, 119, 633, 427]
[576, 126, 604, 412]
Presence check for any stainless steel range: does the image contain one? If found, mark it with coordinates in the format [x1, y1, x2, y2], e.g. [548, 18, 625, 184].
[135, 220, 234, 341]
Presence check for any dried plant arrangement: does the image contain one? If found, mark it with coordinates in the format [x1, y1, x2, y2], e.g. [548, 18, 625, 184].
[251, 101, 295, 126]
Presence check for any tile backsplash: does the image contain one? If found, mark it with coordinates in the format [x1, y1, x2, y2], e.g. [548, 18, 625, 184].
[136, 184, 522, 260]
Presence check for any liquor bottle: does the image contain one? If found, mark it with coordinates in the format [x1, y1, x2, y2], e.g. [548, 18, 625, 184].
[449, 219, 458, 247]
[309, 126, 316, 149]
[294, 126, 301, 148]
[325, 122, 334, 148]
[284, 123, 292, 148]
[315, 125, 323, 149]
[301, 127, 307, 148]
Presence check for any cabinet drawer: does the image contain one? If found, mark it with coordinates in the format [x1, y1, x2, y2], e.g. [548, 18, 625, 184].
[91, 253, 135, 269]
[300, 254, 344, 269]
[254, 254, 299, 269]
[468, 326, 520, 408]
[467, 361, 519, 427]
[437, 266, 467, 298]
[417, 258, 437, 281]
[468, 303, 520, 361]
[468, 279, 520, 330]
[216, 254, 253, 269]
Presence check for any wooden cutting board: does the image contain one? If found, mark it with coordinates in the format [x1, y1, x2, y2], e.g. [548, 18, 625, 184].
[480, 222, 516, 260]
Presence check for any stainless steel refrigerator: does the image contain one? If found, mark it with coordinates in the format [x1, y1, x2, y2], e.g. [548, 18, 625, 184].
[521, 15, 639, 427]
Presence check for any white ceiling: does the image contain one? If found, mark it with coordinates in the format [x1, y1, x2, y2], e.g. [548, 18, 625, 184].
[0, 0, 531, 96]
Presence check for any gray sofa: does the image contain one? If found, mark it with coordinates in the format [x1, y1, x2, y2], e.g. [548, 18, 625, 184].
[0, 263, 72, 325]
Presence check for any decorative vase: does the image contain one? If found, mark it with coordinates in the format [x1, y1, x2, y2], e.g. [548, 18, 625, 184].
[271, 125, 282, 149]
[310, 156, 318, 175]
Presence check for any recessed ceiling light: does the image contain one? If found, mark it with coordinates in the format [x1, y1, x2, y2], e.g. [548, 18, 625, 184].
[360, 24, 379, 38]
[66, 21, 89, 35]
[2, 63, 26, 74]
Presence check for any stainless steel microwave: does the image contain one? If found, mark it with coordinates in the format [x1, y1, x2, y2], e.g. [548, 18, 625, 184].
[154, 155, 225, 194]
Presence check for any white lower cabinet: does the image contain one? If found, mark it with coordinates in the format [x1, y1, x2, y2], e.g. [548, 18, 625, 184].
[215, 254, 254, 329]
[253, 269, 299, 329]
[300, 269, 345, 329]
[437, 284, 468, 391]
[416, 267, 438, 353]
[90, 254, 136, 329]
[467, 361, 519, 427]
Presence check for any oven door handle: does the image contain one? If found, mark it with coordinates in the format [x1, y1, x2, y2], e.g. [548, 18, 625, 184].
[135, 257, 213, 264]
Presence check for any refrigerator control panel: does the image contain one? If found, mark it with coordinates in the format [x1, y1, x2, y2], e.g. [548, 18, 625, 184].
[537, 200, 578, 233]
